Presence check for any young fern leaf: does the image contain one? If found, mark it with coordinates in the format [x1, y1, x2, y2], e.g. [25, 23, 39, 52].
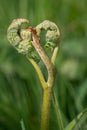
[36, 20, 60, 51]
[7, 18, 40, 63]
[7, 18, 61, 130]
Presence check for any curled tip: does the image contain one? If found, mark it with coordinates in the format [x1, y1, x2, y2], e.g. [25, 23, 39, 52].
[36, 20, 60, 34]
[7, 19, 60, 63]
[7, 18, 29, 46]
[8, 18, 29, 31]
[7, 18, 40, 63]
[36, 20, 60, 51]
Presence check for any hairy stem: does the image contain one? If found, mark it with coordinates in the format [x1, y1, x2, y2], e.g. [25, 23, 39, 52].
[29, 28, 55, 130]
[41, 87, 52, 130]
[29, 28, 55, 86]
[51, 46, 59, 64]
[27, 57, 53, 130]
[27, 57, 47, 89]
[51, 47, 64, 130]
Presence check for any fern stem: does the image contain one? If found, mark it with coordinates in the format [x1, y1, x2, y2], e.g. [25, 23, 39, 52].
[41, 87, 52, 130]
[27, 58, 48, 89]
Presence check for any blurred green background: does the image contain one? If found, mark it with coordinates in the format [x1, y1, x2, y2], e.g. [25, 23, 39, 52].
[0, 0, 87, 130]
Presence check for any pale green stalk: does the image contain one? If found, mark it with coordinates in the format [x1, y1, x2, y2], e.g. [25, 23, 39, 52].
[51, 46, 64, 130]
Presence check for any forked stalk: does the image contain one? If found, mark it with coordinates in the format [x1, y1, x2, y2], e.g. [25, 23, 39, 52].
[7, 18, 61, 130]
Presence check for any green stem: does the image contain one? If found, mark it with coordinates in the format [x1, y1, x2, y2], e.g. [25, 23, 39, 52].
[29, 29, 55, 130]
[30, 28, 55, 85]
[27, 57, 53, 130]
[27, 57, 52, 130]
[27, 57, 48, 89]
[51, 47, 64, 130]
[41, 87, 52, 130]
[51, 46, 59, 64]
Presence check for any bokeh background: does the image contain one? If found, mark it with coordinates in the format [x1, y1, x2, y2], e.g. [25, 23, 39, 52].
[0, 0, 87, 130]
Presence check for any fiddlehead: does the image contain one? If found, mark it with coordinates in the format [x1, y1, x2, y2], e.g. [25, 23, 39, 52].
[7, 18, 40, 62]
[7, 19, 60, 62]
[36, 20, 60, 51]
[7, 18, 61, 130]
[7, 19, 29, 46]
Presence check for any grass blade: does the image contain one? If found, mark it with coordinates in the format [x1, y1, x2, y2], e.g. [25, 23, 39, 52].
[20, 119, 26, 130]
[64, 108, 87, 130]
